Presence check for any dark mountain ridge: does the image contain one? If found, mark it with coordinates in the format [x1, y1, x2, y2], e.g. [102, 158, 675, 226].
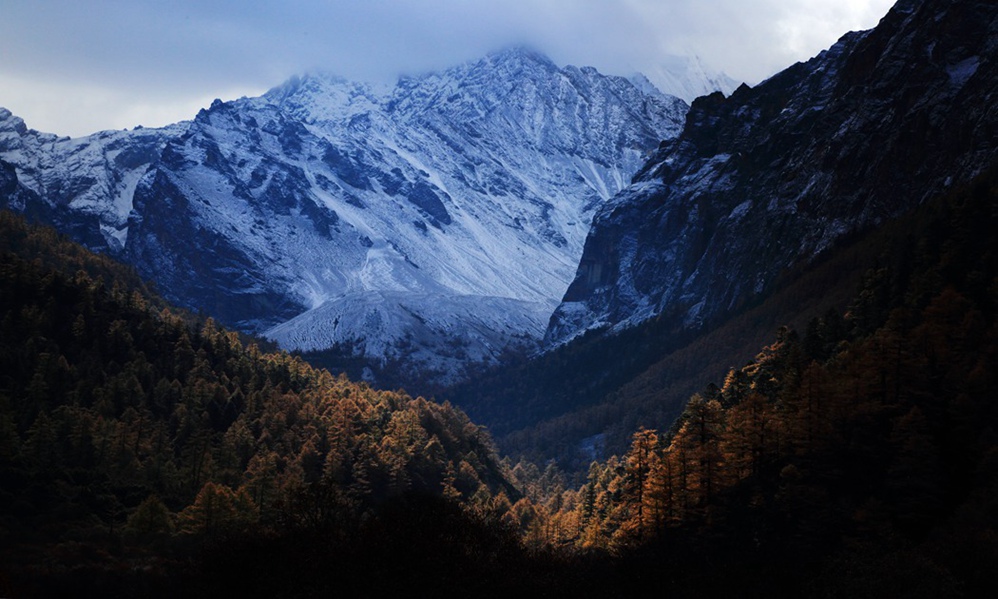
[548, 0, 998, 344]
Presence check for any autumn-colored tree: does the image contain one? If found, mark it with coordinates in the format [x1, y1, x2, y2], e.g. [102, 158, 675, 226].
[125, 494, 174, 538]
[619, 428, 658, 542]
[673, 394, 726, 514]
[722, 391, 774, 481]
[178, 481, 258, 536]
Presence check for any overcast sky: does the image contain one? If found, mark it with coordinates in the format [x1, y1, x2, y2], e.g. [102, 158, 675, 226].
[1, 0, 896, 138]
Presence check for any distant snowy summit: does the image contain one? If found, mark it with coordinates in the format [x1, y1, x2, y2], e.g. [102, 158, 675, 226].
[636, 54, 741, 104]
[0, 48, 733, 389]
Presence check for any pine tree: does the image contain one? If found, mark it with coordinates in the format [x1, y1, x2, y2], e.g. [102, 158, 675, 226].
[125, 494, 174, 538]
[620, 428, 658, 542]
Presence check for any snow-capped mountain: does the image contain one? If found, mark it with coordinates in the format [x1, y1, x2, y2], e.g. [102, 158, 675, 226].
[1, 47, 699, 387]
[547, 0, 998, 346]
[0, 111, 181, 251]
[635, 54, 740, 104]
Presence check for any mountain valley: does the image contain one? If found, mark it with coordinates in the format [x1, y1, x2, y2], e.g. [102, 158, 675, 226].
[3, 0, 998, 595]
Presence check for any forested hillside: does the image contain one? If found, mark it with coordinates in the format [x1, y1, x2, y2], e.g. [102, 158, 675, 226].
[0, 211, 535, 596]
[522, 163, 998, 595]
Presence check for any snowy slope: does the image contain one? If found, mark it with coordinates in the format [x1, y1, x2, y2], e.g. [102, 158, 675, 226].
[1, 48, 711, 387]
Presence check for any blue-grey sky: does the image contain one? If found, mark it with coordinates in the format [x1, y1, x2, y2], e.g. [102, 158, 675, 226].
[1, 0, 896, 137]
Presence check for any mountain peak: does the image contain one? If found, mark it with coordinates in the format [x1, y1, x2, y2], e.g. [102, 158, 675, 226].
[260, 72, 387, 124]
[0, 108, 28, 136]
[639, 54, 740, 103]
[485, 45, 557, 69]
[1, 48, 697, 391]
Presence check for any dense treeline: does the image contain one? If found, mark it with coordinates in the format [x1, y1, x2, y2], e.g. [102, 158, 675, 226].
[524, 168, 998, 594]
[0, 211, 526, 596]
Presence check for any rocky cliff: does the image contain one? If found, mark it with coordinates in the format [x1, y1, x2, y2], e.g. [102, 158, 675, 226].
[547, 0, 998, 345]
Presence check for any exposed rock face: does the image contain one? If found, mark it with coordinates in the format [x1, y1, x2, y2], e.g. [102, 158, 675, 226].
[547, 0, 998, 345]
[1, 48, 703, 386]
[0, 109, 180, 252]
